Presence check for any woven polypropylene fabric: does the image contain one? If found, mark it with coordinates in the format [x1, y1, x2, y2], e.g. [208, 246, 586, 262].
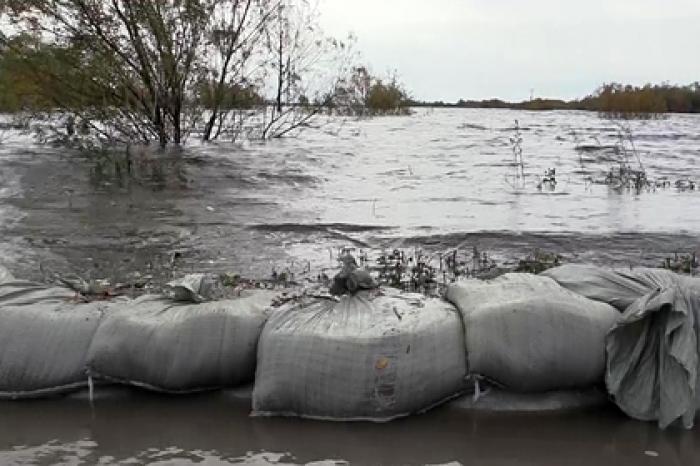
[252, 288, 467, 421]
[446, 273, 619, 392]
[0, 283, 104, 399]
[86, 290, 277, 393]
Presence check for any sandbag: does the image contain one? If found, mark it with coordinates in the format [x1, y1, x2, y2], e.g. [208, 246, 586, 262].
[445, 273, 619, 392]
[252, 288, 467, 421]
[0, 280, 77, 306]
[86, 290, 277, 393]
[0, 280, 104, 399]
[541, 264, 700, 311]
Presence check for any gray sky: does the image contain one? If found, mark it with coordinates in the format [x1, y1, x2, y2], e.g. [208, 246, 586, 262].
[319, 0, 700, 102]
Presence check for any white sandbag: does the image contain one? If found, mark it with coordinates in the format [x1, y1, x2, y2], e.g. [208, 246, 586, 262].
[86, 290, 277, 393]
[445, 273, 619, 392]
[252, 288, 467, 421]
[0, 281, 104, 399]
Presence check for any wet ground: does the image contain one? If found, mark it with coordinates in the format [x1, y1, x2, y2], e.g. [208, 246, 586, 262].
[1, 108, 700, 465]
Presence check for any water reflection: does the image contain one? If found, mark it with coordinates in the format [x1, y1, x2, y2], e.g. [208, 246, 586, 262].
[0, 388, 697, 465]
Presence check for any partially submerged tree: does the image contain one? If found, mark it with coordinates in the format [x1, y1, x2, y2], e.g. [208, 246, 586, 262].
[0, 0, 360, 146]
[334, 66, 411, 116]
[257, 0, 356, 138]
[199, 0, 277, 142]
[0, 1, 408, 147]
[2, 1, 229, 146]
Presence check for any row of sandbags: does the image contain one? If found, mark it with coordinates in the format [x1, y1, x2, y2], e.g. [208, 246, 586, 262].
[1, 266, 613, 421]
[254, 268, 700, 428]
[2, 263, 699, 428]
[0, 267, 277, 398]
[252, 274, 620, 420]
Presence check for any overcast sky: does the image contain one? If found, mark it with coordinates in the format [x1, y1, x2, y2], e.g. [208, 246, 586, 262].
[319, 0, 700, 102]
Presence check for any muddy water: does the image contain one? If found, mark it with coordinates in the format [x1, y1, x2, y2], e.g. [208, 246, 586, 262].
[1, 387, 699, 465]
[1, 109, 699, 284]
[1, 109, 700, 465]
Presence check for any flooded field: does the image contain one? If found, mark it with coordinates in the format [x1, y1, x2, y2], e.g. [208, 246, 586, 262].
[1, 108, 700, 465]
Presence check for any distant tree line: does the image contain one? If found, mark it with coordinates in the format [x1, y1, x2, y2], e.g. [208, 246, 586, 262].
[411, 82, 700, 118]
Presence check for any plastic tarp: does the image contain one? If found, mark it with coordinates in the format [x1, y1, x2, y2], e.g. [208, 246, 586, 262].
[445, 273, 619, 392]
[544, 264, 700, 428]
[0, 280, 104, 399]
[252, 288, 467, 421]
[86, 290, 278, 393]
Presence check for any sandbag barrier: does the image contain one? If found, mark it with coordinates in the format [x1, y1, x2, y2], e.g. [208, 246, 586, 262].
[2, 265, 700, 429]
[0, 275, 280, 399]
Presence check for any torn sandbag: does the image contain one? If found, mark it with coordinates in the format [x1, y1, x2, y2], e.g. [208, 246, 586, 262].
[541, 264, 699, 311]
[543, 265, 700, 428]
[445, 273, 619, 392]
[86, 290, 278, 393]
[606, 285, 700, 429]
[252, 288, 467, 421]
[0, 281, 105, 399]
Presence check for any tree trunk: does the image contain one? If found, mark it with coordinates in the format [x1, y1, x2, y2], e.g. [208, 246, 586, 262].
[276, 28, 284, 113]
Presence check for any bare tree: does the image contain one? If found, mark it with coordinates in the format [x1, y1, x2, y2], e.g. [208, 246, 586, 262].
[199, 0, 281, 141]
[257, 0, 356, 139]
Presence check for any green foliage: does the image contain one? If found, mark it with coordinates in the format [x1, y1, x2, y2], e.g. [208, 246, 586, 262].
[431, 83, 700, 118]
[1, 1, 353, 146]
[366, 78, 410, 115]
[198, 82, 264, 110]
[333, 67, 411, 116]
[582, 83, 700, 119]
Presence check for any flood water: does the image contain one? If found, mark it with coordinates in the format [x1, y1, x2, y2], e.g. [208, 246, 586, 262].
[1, 108, 700, 465]
[1, 386, 698, 466]
[1, 109, 699, 284]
